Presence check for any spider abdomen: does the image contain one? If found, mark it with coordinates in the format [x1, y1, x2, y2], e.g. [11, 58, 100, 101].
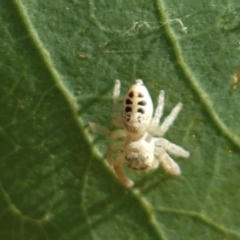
[122, 79, 153, 133]
[124, 138, 155, 170]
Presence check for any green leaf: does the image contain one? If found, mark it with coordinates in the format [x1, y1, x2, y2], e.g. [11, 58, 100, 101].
[1, 0, 240, 239]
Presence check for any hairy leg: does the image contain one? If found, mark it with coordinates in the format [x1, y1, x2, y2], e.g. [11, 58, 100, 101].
[150, 156, 160, 169]
[155, 103, 182, 137]
[107, 141, 124, 166]
[89, 122, 111, 136]
[112, 79, 122, 127]
[148, 90, 165, 132]
[155, 138, 190, 158]
[89, 122, 125, 139]
[113, 153, 134, 187]
[156, 147, 181, 175]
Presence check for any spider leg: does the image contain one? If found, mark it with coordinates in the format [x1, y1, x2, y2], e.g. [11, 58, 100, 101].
[112, 79, 122, 127]
[155, 138, 189, 158]
[155, 102, 182, 136]
[113, 153, 134, 188]
[151, 156, 160, 169]
[89, 122, 111, 136]
[148, 90, 165, 132]
[107, 141, 124, 166]
[89, 122, 125, 139]
[110, 130, 126, 139]
[156, 147, 181, 175]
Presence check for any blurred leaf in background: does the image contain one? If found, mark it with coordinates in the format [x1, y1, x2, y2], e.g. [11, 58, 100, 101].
[1, 0, 240, 239]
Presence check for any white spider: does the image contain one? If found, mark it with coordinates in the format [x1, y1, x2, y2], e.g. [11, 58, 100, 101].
[89, 79, 190, 188]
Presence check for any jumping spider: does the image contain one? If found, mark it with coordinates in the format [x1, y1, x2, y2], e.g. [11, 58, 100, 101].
[89, 79, 190, 187]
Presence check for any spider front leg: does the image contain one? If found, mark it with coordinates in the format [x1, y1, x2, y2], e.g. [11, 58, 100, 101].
[155, 102, 183, 137]
[89, 122, 111, 136]
[107, 141, 124, 166]
[156, 147, 181, 175]
[112, 79, 122, 127]
[89, 122, 125, 139]
[113, 153, 134, 188]
[148, 90, 165, 131]
[155, 138, 190, 158]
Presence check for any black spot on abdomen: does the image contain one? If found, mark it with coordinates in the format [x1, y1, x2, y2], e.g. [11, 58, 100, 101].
[137, 108, 144, 114]
[128, 91, 134, 98]
[125, 106, 132, 112]
[126, 99, 132, 105]
[138, 100, 146, 106]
